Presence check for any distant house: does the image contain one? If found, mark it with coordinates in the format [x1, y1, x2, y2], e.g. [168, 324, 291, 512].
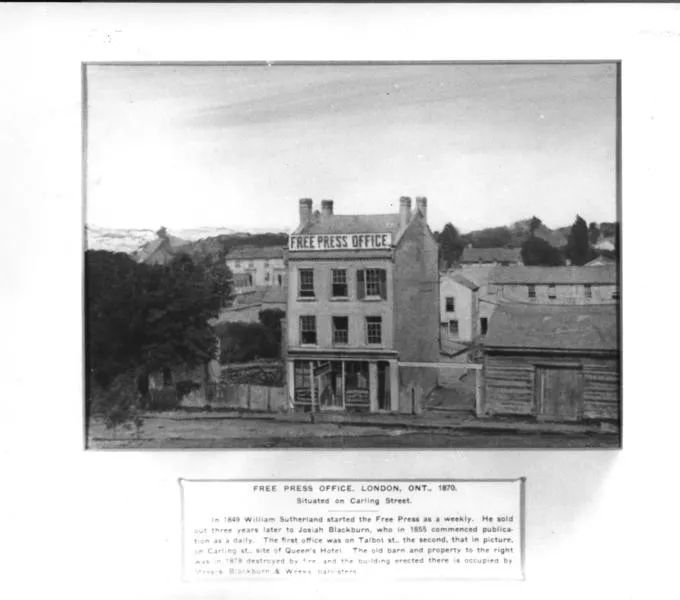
[440, 271, 480, 345]
[211, 286, 287, 325]
[585, 255, 616, 267]
[483, 303, 620, 423]
[488, 265, 619, 305]
[134, 227, 191, 265]
[594, 237, 616, 252]
[226, 246, 286, 292]
[459, 246, 523, 266]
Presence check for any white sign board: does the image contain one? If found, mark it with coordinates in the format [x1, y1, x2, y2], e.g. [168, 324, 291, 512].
[289, 233, 392, 251]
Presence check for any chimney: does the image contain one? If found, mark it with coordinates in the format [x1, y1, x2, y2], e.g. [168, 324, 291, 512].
[299, 198, 313, 227]
[399, 196, 412, 229]
[321, 199, 334, 218]
[415, 196, 427, 221]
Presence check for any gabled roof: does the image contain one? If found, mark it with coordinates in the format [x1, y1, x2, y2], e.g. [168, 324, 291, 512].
[226, 245, 285, 261]
[585, 255, 616, 266]
[135, 234, 191, 264]
[443, 272, 479, 291]
[489, 265, 618, 285]
[460, 247, 522, 264]
[485, 303, 618, 352]
[299, 214, 403, 239]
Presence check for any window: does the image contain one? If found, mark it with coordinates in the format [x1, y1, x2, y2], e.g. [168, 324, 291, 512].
[249, 261, 255, 268]
[298, 268, 315, 298]
[357, 269, 387, 300]
[548, 284, 556, 300]
[300, 316, 317, 345]
[584, 284, 592, 299]
[235, 260, 241, 268]
[480, 317, 488, 335]
[612, 286, 620, 301]
[487, 284, 496, 295]
[331, 269, 348, 297]
[332, 316, 349, 344]
[264, 260, 270, 268]
[264, 270, 270, 282]
[366, 317, 382, 344]
[528, 284, 536, 299]
[445, 296, 455, 312]
[448, 320, 459, 337]
[277, 274, 283, 286]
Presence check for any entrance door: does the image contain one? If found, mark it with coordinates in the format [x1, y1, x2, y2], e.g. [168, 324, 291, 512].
[318, 361, 344, 410]
[536, 366, 583, 421]
[377, 361, 391, 411]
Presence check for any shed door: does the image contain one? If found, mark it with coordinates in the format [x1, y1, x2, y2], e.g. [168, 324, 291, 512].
[536, 366, 583, 421]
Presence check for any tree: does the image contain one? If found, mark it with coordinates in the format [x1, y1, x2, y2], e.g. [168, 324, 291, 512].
[85, 249, 233, 401]
[529, 216, 543, 236]
[438, 223, 465, 268]
[521, 236, 565, 266]
[588, 222, 600, 245]
[565, 215, 596, 266]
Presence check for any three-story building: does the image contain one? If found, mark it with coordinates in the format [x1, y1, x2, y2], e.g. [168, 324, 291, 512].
[285, 196, 439, 414]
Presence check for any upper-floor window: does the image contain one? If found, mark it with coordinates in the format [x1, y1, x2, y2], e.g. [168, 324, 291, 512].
[331, 269, 348, 298]
[548, 284, 557, 300]
[357, 268, 387, 300]
[528, 284, 536, 300]
[300, 316, 317, 345]
[584, 284, 593, 299]
[234, 260, 241, 268]
[298, 269, 315, 298]
[445, 296, 455, 312]
[480, 317, 488, 335]
[612, 286, 620, 301]
[332, 316, 349, 345]
[366, 316, 383, 344]
[448, 319, 459, 337]
[487, 284, 496, 295]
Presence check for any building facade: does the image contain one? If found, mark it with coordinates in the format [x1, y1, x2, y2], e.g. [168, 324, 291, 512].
[488, 265, 619, 305]
[440, 271, 480, 343]
[459, 246, 523, 266]
[226, 246, 286, 292]
[285, 197, 439, 414]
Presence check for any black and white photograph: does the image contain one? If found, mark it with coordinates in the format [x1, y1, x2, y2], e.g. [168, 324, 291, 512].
[84, 61, 620, 449]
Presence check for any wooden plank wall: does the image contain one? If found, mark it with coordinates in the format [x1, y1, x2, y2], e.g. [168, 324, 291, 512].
[484, 353, 620, 421]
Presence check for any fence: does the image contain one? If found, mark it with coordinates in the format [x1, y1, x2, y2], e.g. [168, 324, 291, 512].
[179, 382, 289, 412]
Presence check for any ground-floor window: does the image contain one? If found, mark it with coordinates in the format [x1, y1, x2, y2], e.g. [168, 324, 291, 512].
[294, 359, 386, 413]
[480, 317, 488, 335]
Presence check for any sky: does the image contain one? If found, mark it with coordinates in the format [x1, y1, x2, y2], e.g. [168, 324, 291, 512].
[86, 62, 618, 234]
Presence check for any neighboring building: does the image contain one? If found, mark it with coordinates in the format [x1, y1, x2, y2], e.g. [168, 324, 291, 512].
[459, 246, 523, 266]
[211, 286, 287, 325]
[226, 245, 286, 292]
[585, 255, 616, 267]
[594, 237, 616, 252]
[134, 227, 191, 265]
[440, 271, 480, 344]
[482, 304, 620, 423]
[488, 265, 619, 305]
[285, 196, 439, 414]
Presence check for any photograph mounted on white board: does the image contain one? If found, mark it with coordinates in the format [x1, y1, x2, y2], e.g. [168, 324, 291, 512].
[83, 62, 620, 449]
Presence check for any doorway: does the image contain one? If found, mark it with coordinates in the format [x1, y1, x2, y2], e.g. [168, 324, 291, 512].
[377, 361, 390, 411]
[535, 366, 583, 421]
[318, 361, 344, 410]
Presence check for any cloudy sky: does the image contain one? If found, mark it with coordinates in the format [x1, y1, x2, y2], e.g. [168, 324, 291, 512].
[86, 62, 618, 233]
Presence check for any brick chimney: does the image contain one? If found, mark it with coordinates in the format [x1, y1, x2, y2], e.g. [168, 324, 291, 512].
[399, 196, 412, 229]
[321, 199, 334, 218]
[415, 196, 427, 221]
[299, 198, 313, 227]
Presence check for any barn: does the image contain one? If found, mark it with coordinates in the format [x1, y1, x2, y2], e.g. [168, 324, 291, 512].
[482, 303, 620, 423]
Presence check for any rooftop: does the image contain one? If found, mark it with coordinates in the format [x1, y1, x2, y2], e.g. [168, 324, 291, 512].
[460, 247, 522, 264]
[484, 303, 618, 352]
[226, 245, 285, 261]
[489, 265, 618, 285]
[299, 213, 403, 239]
[444, 272, 480, 291]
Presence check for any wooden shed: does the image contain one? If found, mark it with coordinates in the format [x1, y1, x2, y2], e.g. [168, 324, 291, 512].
[482, 304, 620, 423]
